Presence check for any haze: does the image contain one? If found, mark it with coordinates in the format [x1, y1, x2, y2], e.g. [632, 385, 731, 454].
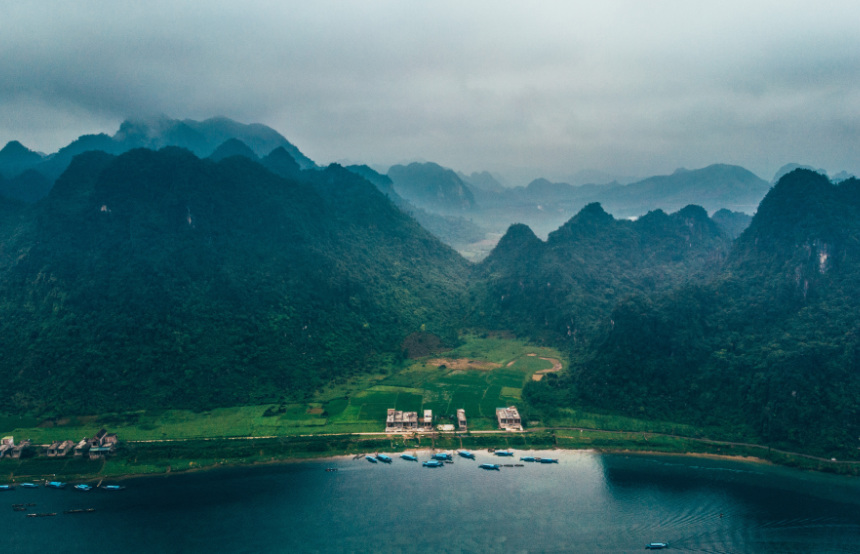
[2, 0, 858, 184]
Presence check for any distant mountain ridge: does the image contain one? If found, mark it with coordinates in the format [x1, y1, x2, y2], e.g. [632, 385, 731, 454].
[388, 162, 477, 214]
[0, 117, 316, 197]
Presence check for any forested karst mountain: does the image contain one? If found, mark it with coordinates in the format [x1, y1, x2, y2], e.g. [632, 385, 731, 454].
[471, 203, 731, 345]
[0, 148, 468, 413]
[348, 164, 486, 254]
[0, 117, 315, 200]
[557, 170, 860, 457]
[387, 162, 477, 214]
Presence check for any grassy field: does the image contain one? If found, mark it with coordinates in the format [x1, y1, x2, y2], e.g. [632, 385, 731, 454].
[0, 334, 564, 443]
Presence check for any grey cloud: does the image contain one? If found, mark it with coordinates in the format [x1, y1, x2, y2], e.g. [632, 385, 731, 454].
[1, 1, 859, 182]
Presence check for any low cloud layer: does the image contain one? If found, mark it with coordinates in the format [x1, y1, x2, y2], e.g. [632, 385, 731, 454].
[2, 1, 858, 183]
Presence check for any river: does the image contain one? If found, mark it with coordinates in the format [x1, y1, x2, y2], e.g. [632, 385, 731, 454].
[4, 450, 860, 553]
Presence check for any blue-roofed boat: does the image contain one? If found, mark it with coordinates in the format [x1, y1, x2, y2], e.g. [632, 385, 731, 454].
[46, 481, 67, 489]
[539, 458, 558, 464]
[422, 460, 444, 468]
[19, 483, 38, 489]
[366, 455, 378, 463]
[479, 463, 501, 470]
[0, 484, 14, 491]
[432, 453, 452, 461]
[645, 543, 669, 550]
[376, 454, 392, 463]
[520, 456, 535, 462]
[400, 454, 418, 461]
[100, 484, 125, 491]
[74, 484, 93, 491]
[457, 450, 475, 459]
[494, 450, 514, 457]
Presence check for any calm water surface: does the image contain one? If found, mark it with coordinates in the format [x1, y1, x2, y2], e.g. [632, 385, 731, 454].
[4, 450, 860, 553]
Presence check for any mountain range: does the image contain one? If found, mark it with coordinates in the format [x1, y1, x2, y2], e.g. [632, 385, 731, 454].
[527, 170, 860, 457]
[0, 119, 856, 458]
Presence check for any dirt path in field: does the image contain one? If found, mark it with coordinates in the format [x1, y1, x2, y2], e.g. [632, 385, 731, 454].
[531, 357, 563, 381]
[427, 358, 501, 370]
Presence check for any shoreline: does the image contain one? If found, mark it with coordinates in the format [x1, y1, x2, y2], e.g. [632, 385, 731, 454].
[2, 445, 813, 484]
[4, 429, 858, 483]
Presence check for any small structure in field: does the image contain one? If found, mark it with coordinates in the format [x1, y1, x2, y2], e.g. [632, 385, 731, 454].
[457, 409, 467, 431]
[0, 436, 14, 458]
[423, 410, 433, 429]
[496, 406, 523, 431]
[385, 409, 419, 432]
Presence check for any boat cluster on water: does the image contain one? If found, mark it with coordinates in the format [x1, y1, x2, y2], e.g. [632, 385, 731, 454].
[357, 449, 559, 470]
[1, 480, 125, 491]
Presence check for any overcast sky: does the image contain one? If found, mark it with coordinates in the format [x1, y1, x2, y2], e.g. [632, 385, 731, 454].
[2, 1, 858, 184]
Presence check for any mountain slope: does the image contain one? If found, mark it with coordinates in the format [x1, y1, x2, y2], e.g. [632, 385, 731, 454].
[388, 162, 477, 214]
[472, 203, 730, 344]
[0, 148, 468, 413]
[567, 170, 860, 457]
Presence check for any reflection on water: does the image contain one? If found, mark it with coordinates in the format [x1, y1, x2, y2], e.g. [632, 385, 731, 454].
[3, 451, 859, 553]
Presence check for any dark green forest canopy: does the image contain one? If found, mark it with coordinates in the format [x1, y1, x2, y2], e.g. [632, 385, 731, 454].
[554, 170, 860, 457]
[0, 148, 469, 413]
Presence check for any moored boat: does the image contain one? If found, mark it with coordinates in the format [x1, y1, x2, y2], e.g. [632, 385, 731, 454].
[457, 450, 475, 459]
[479, 463, 500, 471]
[100, 484, 125, 491]
[520, 456, 535, 462]
[432, 453, 452, 461]
[46, 481, 66, 489]
[494, 450, 514, 457]
[0, 484, 14, 491]
[365, 455, 378, 463]
[645, 542, 669, 550]
[400, 454, 418, 462]
[74, 484, 93, 491]
[376, 454, 392, 463]
[422, 460, 444, 468]
[19, 483, 39, 489]
[539, 458, 558, 464]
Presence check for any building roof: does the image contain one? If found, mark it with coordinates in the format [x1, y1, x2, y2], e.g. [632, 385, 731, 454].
[496, 406, 521, 419]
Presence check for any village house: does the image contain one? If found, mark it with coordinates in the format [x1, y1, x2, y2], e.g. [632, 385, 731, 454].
[457, 409, 467, 431]
[73, 438, 89, 457]
[385, 409, 418, 432]
[423, 410, 433, 430]
[496, 406, 523, 431]
[46, 440, 76, 457]
[86, 429, 118, 460]
[10, 439, 31, 459]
